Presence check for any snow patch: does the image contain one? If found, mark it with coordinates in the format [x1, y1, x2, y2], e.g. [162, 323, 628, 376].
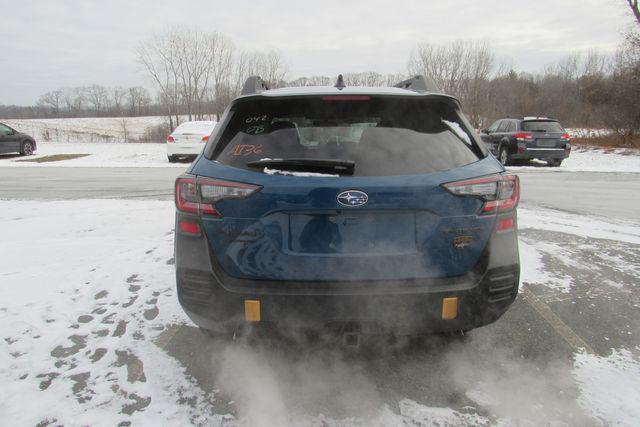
[0, 142, 187, 168]
[442, 119, 472, 145]
[507, 146, 640, 173]
[573, 348, 640, 426]
[263, 167, 338, 177]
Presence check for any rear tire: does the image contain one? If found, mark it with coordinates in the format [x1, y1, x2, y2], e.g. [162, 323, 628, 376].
[20, 141, 34, 156]
[547, 159, 563, 167]
[499, 146, 512, 166]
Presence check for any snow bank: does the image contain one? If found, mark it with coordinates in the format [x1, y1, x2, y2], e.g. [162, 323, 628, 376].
[4, 116, 169, 144]
[565, 128, 613, 139]
[507, 146, 640, 173]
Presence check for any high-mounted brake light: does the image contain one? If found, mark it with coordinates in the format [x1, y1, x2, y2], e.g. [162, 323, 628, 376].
[175, 176, 261, 218]
[322, 95, 371, 101]
[166, 135, 175, 143]
[443, 174, 520, 214]
[514, 132, 533, 142]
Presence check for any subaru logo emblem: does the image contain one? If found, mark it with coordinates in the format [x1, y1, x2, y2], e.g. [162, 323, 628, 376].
[337, 190, 368, 207]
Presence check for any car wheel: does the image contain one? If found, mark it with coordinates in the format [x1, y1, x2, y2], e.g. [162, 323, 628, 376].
[167, 155, 176, 163]
[20, 141, 34, 156]
[547, 159, 563, 167]
[499, 146, 512, 166]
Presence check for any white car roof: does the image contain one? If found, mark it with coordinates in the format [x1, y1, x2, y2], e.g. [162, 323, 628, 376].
[173, 121, 216, 134]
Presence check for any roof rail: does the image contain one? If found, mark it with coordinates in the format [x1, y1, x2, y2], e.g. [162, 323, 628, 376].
[241, 76, 270, 96]
[394, 75, 439, 92]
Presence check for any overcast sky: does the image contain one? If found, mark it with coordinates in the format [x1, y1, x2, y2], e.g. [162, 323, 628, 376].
[0, 0, 634, 105]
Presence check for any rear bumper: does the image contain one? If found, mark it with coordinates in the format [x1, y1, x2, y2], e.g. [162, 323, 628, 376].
[167, 143, 204, 156]
[513, 148, 569, 160]
[175, 213, 520, 335]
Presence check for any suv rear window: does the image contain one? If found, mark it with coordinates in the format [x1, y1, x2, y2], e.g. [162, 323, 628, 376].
[522, 120, 564, 133]
[210, 96, 481, 176]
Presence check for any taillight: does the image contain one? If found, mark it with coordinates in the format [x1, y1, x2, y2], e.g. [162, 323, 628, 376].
[443, 174, 520, 214]
[201, 135, 209, 143]
[514, 132, 533, 142]
[561, 133, 570, 141]
[175, 175, 261, 218]
[167, 135, 175, 143]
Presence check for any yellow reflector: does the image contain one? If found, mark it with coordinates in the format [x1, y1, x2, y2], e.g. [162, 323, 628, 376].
[442, 297, 458, 320]
[244, 300, 261, 322]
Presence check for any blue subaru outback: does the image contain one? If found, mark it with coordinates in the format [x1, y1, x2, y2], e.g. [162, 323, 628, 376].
[174, 75, 520, 338]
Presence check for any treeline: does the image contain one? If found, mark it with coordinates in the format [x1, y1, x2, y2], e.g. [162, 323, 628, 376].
[2, 13, 638, 145]
[1, 85, 156, 119]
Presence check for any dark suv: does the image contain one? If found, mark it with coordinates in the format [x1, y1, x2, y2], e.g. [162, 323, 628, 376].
[480, 117, 571, 166]
[174, 75, 520, 340]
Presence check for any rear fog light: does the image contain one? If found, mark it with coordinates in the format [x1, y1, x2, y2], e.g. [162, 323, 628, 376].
[179, 220, 201, 235]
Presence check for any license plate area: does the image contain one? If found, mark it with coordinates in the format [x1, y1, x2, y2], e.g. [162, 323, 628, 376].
[536, 139, 558, 148]
[289, 212, 417, 255]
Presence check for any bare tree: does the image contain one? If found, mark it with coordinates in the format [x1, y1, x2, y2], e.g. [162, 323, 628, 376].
[37, 90, 63, 117]
[85, 85, 110, 116]
[127, 86, 151, 116]
[137, 30, 184, 129]
[408, 40, 495, 127]
[626, 0, 640, 24]
[112, 86, 128, 115]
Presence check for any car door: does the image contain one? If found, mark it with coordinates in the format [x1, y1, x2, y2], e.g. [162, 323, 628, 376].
[495, 120, 511, 147]
[481, 120, 501, 154]
[0, 123, 18, 154]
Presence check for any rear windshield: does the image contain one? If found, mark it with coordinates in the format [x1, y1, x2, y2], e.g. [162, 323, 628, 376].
[210, 96, 481, 176]
[522, 121, 564, 133]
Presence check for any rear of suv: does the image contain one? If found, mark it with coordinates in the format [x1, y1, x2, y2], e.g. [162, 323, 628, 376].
[174, 75, 520, 338]
[480, 117, 571, 166]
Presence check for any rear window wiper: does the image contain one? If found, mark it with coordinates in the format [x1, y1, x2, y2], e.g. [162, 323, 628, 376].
[246, 158, 355, 175]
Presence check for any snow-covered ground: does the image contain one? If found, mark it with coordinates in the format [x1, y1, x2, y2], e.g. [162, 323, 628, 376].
[0, 142, 188, 168]
[0, 141, 638, 171]
[3, 116, 170, 144]
[565, 128, 612, 139]
[1, 199, 639, 425]
[507, 146, 640, 173]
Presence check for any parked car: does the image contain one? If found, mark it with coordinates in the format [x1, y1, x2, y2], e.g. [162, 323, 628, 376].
[0, 122, 36, 156]
[166, 121, 216, 162]
[174, 75, 520, 341]
[480, 116, 571, 166]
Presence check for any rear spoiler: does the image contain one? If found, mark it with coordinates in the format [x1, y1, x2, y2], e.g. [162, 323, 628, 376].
[241, 76, 270, 96]
[394, 75, 440, 93]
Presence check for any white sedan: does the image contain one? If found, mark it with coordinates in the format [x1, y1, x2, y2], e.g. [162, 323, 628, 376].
[166, 121, 216, 162]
